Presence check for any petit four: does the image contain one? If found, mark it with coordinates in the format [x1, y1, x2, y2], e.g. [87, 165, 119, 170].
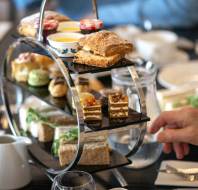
[12, 53, 55, 82]
[75, 77, 90, 93]
[48, 77, 68, 98]
[28, 69, 50, 87]
[11, 53, 40, 82]
[108, 92, 129, 119]
[49, 64, 63, 79]
[18, 11, 70, 38]
[79, 92, 102, 121]
[80, 19, 103, 34]
[74, 30, 133, 67]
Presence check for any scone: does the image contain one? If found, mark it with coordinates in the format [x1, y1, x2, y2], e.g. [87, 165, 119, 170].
[74, 50, 123, 68]
[48, 78, 68, 98]
[78, 30, 133, 56]
[74, 30, 133, 68]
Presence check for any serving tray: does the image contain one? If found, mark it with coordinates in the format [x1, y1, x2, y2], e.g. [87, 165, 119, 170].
[28, 142, 131, 174]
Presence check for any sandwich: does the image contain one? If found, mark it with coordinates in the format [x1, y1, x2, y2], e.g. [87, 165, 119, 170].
[74, 30, 133, 67]
[55, 128, 110, 166]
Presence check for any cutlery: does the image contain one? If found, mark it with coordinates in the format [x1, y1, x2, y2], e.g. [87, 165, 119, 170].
[159, 164, 198, 182]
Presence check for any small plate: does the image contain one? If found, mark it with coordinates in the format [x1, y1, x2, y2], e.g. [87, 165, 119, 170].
[158, 61, 198, 89]
[155, 160, 198, 187]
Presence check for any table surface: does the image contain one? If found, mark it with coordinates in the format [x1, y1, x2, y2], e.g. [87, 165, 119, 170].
[21, 145, 198, 190]
[1, 25, 198, 190]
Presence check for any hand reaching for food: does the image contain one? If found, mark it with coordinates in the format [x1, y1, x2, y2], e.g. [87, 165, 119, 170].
[149, 107, 198, 159]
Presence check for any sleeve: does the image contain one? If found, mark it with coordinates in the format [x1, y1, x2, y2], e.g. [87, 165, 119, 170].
[13, 0, 41, 10]
[98, 0, 198, 28]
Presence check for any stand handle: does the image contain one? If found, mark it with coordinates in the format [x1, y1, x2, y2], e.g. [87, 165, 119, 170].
[1, 37, 85, 175]
[125, 65, 147, 158]
[37, 0, 99, 42]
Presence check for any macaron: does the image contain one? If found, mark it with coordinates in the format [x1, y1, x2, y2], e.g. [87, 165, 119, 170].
[28, 69, 50, 87]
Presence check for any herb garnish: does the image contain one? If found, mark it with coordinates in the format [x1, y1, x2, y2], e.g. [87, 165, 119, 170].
[52, 128, 78, 156]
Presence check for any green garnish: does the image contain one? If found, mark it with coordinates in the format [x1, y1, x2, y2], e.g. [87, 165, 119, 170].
[26, 108, 57, 129]
[52, 128, 78, 157]
[172, 101, 183, 108]
[20, 129, 31, 137]
[187, 95, 198, 108]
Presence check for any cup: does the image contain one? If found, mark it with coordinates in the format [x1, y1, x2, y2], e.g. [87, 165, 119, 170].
[0, 135, 32, 190]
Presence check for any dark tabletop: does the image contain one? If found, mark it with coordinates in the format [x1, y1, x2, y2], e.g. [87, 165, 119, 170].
[21, 145, 198, 190]
[1, 25, 198, 190]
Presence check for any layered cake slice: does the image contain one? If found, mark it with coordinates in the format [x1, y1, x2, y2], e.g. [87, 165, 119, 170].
[79, 92, 102, 121]
[108, 92, 129, 119]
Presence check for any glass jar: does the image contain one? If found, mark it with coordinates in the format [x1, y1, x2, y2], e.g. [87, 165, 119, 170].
[110, 59, 162, 169]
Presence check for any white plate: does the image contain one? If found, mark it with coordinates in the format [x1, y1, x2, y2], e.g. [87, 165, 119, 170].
[158, 61, 198, 89]
[151, 47, 189, 67]
[135, 30, 178, 59]
[155, 160, 198, 187]
[111, 24, 142, 43]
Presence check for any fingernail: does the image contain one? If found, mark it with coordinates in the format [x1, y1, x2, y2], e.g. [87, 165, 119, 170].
[177, 153, 183, 160]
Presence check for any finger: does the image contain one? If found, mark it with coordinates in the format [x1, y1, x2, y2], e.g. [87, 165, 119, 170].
[182, 143, 190, 156]
[157, 128, 190, 144]
[149, 111, 181, 134]
[173, 143, 184, 159]
[163, 143, 172, 154]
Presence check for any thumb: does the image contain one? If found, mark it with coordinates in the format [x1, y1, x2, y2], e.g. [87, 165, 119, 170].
[157, 128, 190, 144]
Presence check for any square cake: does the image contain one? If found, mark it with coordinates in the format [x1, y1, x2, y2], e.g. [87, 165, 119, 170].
[108, 92, 129, 119]
[80, 92, 102, 121]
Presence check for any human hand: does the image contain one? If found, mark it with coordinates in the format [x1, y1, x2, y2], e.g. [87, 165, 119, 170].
[148, 108, 198, 159]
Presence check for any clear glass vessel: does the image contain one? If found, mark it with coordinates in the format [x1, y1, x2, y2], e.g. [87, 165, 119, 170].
[51, 171, 96, 190]
[110, 59, 162, 168]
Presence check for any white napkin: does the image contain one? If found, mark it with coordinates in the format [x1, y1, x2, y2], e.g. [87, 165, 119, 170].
[155, 160, 198, 187]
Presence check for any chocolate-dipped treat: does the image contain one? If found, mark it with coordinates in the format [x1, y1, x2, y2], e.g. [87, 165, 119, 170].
[79, 92, 102, 122]
[99, 89, 122, 111]
[48, 77, 68, 98]
[75, 77, 90, 93]
[108, 92, 129, 119]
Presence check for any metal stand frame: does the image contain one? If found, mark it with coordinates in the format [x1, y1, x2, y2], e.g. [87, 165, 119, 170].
[0, 0, 148, 187]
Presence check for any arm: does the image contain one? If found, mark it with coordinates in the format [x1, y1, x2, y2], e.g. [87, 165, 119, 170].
[98, 0, 198, 28]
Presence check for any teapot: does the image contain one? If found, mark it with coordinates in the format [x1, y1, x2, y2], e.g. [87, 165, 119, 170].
[0, 135, 32, 190]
